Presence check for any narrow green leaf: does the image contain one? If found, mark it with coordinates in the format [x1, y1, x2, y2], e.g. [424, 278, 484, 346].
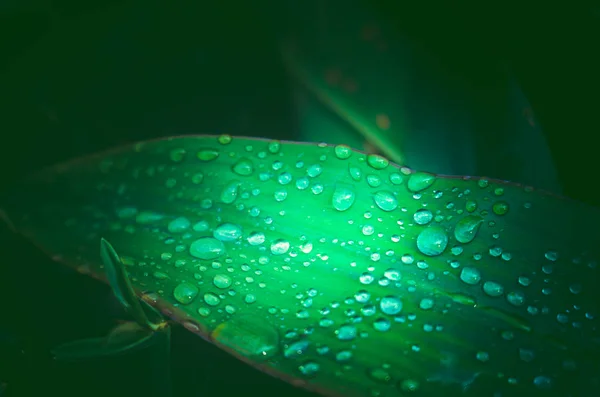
[51, 322, 154, 361]
[2, 135, 598, 397]
[100, 237, 165, 331]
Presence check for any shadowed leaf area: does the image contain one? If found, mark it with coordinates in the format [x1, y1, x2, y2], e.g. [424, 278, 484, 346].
[2, 135, 599, 397]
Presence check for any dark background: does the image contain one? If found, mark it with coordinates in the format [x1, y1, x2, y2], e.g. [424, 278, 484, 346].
[0, 1, 598, 396]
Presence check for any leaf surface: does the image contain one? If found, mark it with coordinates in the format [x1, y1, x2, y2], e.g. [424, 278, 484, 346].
[3, 135, 598, 396]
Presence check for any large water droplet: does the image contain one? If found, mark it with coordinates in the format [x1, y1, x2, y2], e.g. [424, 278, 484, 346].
[416, 226, 448, 256]
[190, 237, 225, 260]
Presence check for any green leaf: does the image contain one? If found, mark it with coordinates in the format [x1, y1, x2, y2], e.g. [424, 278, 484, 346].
[2, 135, 599, 397]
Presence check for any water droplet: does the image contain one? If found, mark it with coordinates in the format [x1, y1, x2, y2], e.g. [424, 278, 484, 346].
[270, 239, 290, 255]
[389, 173, 403, 185]
[268, 140, 281, 153]
[284, 340, 310, 358]
[399, 379, 420, 392]
[368, 368, 392, 383]
[492, 201, 509, 216]
[545, 250, 558, 261]
[135, 211, 164, 224]
[153, 271, 169, 280]
[373, 191, 398, 212]
[213, 223, 242, 242]
[336, 350, 352, 362]
[197, 149, 219, 161]
[332, 185, 356, 211]
[204, 292, 221, 306]
[247, 232, 266, 246]
[167, 216, 191, 233]
[198, 307, 210, 317]
[366, 154, 389, 169]
[419, 298, 434, 310]
[218, 134, 232, 144]
[220, 181, 240, 204]
[337, 324, 357, 341]
[483, 281, 504, 296]
[413, 209, 433, 225]
[407, 172, 435, 192]
[232, 158, 254, 176]
[373, 318, 391, 331]
[454, 215, 483, 244]
[307, 164, 323, 177]
[416, 226, 448, 256]
[533, 375, 553, 390]
[213, 274, 232, 289]
[383, 268, 401, 281]
[380, 296, 402, 315]
[507, 291, 526, 306]
[173, 282, 199, 304]
[169, 148, 186, 162]
[460, 267, 481, 285]
[334, 144, 352, 159]
[299, 361, 320, 377]
[190, 237, 225, 260]
[355, 290, 371, 303]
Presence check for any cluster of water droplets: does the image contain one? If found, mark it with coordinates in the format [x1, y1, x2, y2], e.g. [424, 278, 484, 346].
[82, 135, 598, 396]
